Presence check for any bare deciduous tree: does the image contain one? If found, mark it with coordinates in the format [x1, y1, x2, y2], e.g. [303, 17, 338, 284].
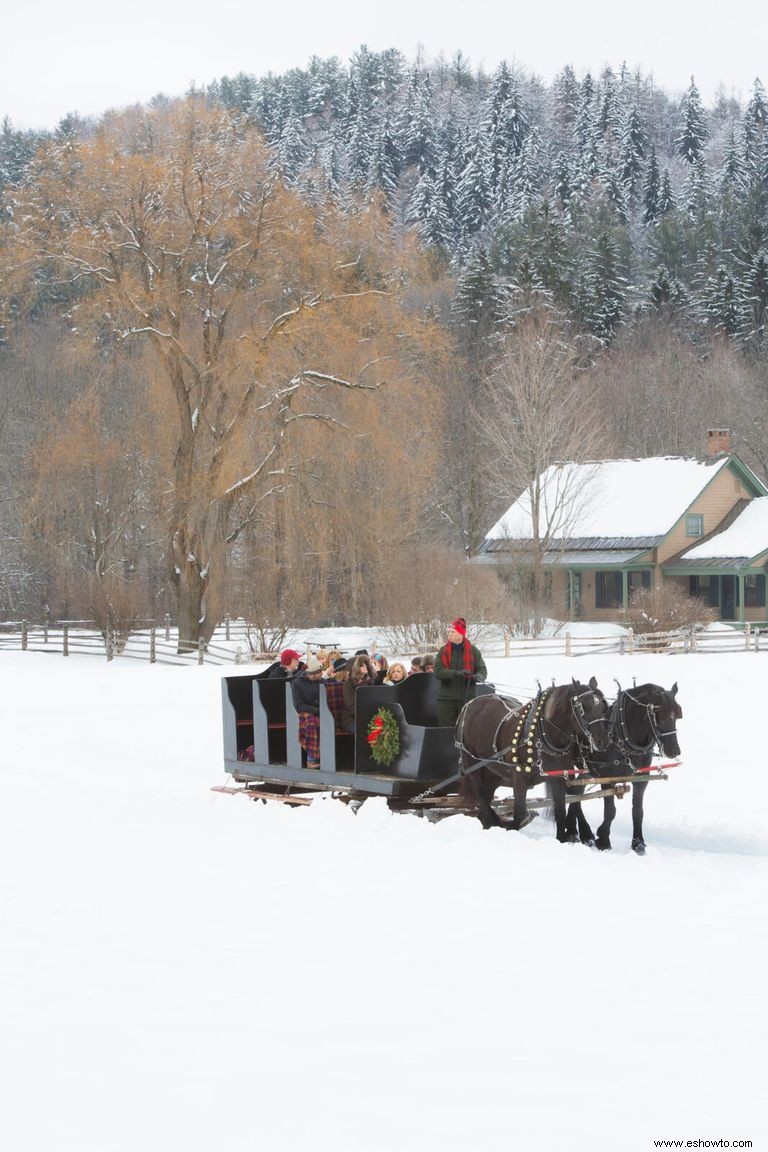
[476, 302, 609, 628]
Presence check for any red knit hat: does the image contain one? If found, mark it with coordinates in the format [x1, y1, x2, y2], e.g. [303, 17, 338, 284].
[450, 617, 467, 637]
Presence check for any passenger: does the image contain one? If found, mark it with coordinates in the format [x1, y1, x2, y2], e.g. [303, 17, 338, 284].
[266, 647, 303, 679]
[385, 662, 408, 684]
[372, 652, 389, 685]
[291, 655, 325, 769]
[409, 656, 424, 675]
[434, 617, 488, 728]
[422, 653, 435, 673]
[328, 656, 349, 680]
[324, 650, 344, 675]
[339, 655, 375, 733]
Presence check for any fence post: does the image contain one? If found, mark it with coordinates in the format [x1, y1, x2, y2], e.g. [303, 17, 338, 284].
[745, 623, 751, 651]
[106, 623, 113, 661]
[756, 629, 761, 652]
[627, 628, 634, 655]
[198, 638, 204, 665]
[688, 626, 696, 653]
[225, 614, 231, 641]
[63, 624, 69, 657]
[21, 620, 28, 650]
[619, 635, 626, 656]
[565, 631, 572, 658]
[43, 607, 49, 645]
[150, 627, 156, 664]
[165, 614, 171, 641]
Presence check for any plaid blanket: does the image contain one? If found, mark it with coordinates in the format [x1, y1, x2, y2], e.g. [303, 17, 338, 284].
[324, 680, 345, 723]
[298, 712, 320, 764]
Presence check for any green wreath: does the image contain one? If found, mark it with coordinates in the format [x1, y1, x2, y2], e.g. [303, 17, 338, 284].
[367, 707, 401, 767]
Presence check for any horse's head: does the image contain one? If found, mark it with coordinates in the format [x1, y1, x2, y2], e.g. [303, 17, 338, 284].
[652, 682, 682, 758]
[569, 676, 610, 752]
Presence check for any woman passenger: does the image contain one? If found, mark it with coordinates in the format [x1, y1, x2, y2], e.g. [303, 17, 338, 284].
[385, 662, 407, 684]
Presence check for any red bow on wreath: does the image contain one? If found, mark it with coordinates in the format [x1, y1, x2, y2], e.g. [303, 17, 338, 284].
[367, 717, 384, 744]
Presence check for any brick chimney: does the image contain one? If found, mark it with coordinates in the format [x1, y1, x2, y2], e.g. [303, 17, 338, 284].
[706, 429, 731, 459]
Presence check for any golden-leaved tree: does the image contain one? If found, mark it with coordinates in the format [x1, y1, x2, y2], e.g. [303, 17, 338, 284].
[4, 101, 444, 646]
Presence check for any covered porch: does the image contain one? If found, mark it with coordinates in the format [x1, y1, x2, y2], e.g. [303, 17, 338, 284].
[546, 549, 656, 621]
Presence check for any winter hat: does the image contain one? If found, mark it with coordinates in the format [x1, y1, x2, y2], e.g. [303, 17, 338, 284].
[332, 657, 347, 672]
[305, 656, 324, 673]
[450, 617, 468, 637]
[280, 648, 302, 665]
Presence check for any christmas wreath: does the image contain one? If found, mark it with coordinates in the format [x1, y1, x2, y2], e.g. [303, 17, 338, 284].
[367, 707, 401, 767]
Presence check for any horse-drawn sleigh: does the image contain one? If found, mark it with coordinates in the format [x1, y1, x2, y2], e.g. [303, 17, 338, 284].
[217, 667, 682, 852]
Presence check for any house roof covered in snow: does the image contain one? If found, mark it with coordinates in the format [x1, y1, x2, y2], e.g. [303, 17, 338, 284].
[484, 456, 756, 545]
[678, 497, 768, 564]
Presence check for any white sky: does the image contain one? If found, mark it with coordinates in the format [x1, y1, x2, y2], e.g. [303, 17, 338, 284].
[4, 0, 767, 130]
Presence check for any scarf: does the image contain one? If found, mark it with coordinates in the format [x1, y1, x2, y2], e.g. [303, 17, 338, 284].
[440, 639, 474, 674]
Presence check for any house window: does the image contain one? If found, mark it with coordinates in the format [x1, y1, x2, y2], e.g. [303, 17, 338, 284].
[690, 574, 720, 607]
[628, 570, 652, 593]
[745, 574, 766, 608]
[595, 571, 623, 609]
[685, 514, 704, 537]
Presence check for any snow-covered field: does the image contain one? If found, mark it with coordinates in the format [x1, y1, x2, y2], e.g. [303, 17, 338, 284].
[0, 647, 765, 1152]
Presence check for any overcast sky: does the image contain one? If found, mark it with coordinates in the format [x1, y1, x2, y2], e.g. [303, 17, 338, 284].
[4, 0, 767, 130]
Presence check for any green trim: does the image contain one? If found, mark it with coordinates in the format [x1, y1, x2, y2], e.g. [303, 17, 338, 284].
[726, 455, 768, 499]
[561, 561, 653, 571]
[664, 563, 767, 576]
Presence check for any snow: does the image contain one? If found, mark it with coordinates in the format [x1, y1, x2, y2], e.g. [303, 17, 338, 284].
[683, 496, 768, 560]
[0, 647, 766, 1152]
[487, 456, 730, 541]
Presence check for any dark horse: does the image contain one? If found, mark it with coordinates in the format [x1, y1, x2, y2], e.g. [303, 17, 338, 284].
[456, 679, 610, 841]
[565, 682, 683, 855]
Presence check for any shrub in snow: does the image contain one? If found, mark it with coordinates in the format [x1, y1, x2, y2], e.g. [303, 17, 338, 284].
[621, 584, 717, 646]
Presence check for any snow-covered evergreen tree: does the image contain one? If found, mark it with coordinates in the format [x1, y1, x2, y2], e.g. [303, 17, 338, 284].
[677, 78, 709, 164]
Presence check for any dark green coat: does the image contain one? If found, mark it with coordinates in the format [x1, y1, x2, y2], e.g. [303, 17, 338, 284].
[433, 642, 488, 727]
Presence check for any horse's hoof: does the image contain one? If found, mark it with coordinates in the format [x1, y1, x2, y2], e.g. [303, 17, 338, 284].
[596, 838, 612, 851]
[565, 832, 580, 844]
[514, 811, 538, 831]
[581, 836, 597, 848]
[631, 838, 647, 856]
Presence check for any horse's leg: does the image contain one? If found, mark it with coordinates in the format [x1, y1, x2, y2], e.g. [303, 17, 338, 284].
[550, 779, 573, 842]
[460, 766, 502, 830]
[567, 786, 595, 846]
[596, 794, 617, 850]
[631, 780, 649, 854]
[510, 774, 536, 830]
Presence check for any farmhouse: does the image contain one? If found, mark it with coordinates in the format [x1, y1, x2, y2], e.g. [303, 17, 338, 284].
[476, 431, 768, 623]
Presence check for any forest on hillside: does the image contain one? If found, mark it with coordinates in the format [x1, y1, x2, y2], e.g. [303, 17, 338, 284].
[1, 49, 767, 643]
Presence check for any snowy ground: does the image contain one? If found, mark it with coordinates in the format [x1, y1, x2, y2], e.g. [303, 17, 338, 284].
[0, 648, 765, 1152]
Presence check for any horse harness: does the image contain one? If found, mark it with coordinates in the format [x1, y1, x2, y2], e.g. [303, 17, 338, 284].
[456, 685, 605, 776]
[610, 688, 676, 757]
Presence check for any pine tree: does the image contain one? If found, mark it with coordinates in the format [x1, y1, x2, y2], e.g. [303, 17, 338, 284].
[677, 77, 709, 164]
[658, 168, 675, 217]
[274, 110, 310, 181]
[743, 78, 767, 149]
[452, 244, 505, 345]
[643, 143, 661, 224]
[737, 250, 768, 350]
[619, 105, 646, 202]
[454, 136, 494, 241]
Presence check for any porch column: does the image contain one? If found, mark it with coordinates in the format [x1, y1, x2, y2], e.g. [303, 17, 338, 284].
[568, 570, 574, 622]
[738, 573, 745, 625]
[621, 570, 629, 610]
